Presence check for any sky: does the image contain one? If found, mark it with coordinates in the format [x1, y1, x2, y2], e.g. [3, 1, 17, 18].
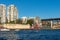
[0, 0, 60, 19]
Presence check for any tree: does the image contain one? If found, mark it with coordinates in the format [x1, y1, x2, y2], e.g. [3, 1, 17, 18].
[9, 21, 15, 24]
[27, 19, 34, 26]
[16, 19, 22, 24]
[0, 17, 1, 24]
[5, 17, 8, 24]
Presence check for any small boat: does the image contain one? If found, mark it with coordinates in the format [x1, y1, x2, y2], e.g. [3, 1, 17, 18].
[0, 29, 10, 31]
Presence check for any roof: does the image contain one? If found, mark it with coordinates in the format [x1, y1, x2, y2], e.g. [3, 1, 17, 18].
[41, 18, 60, 21]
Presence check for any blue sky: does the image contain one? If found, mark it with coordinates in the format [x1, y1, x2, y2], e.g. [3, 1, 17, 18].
[0, 0, 60, 19]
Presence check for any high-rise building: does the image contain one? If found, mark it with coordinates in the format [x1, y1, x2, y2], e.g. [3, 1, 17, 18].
[0, 4, 6, 23]
[7, 4, 18, 22]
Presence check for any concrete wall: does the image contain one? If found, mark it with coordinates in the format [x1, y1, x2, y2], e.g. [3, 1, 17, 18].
[3, 24, 30, 29]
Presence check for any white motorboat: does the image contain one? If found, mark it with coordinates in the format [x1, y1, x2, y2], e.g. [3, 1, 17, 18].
[0, 29, 10, 31]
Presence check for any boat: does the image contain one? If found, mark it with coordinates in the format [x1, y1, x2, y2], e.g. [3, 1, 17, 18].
[0, 29, 10, 31]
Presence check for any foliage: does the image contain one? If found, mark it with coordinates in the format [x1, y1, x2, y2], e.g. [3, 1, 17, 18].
[47, 22, 51, 26]
[9, 21, 15, 24]
[27, 19, 34, 26]
[16, 19, 22, 24]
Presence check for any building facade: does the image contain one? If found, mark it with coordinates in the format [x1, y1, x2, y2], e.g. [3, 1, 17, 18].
[7, 4, 18, 22]
[0, 4, 6, 23]
[41, 18, 60, 29]
[21, 17, 27, 24]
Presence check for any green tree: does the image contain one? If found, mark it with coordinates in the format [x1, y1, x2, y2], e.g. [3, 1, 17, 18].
[0, 17, 1, 24]
[5, 17, 8, 24]
[16, 19, 22, 24]
[9, 21, 15, 24]
[27, 19, 34, 26]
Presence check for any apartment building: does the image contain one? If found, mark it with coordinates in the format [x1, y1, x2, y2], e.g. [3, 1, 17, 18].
[7, 4, 18, 22]
[0, 4, 6, 23]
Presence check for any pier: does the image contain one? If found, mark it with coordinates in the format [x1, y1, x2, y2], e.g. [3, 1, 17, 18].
[41, 18, 60, 29]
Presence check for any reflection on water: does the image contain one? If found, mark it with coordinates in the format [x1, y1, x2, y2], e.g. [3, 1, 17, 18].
[0, 29, 60, 40]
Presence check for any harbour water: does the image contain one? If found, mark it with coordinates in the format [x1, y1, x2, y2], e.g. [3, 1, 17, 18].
[0, 29, 60, 40]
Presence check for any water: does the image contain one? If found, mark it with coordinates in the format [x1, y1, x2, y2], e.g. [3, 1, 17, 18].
[0, 29, 60, 40]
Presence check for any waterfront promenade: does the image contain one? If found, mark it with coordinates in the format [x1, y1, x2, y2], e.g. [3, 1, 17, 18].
[0, 24, 30, 29]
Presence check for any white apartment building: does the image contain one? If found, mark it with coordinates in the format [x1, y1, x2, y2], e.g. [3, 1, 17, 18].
[21, 17, 27, 24]
[7, 4, 18, 22]
[0, 4, 6, 23]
